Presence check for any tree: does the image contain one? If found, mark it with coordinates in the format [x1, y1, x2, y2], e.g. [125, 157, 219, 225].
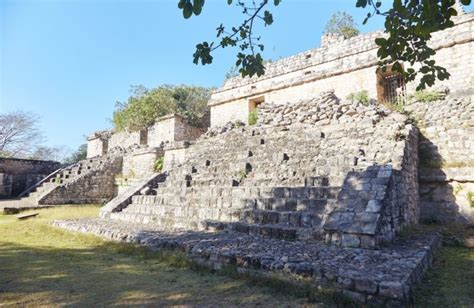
[28, 146, 69, 162]
[0, 111, 44, 158]
[113, 85, 212, 132]
[324, 11, 360, 39]
[178, 0, 471, 90]
[63, 144, 87, 164]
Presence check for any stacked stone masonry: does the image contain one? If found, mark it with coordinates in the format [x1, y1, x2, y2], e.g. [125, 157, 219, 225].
[405, 95, 474, 224]
[87, 114, 205, 159]
[0, 154, 123, 213]
[101, 91, 420, 249]
[209, 13, 474, 127]
[0, 158, 60, 198]
[53, 218, 441, 306]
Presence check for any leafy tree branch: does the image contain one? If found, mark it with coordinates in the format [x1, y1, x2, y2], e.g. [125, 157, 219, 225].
[179, 0, 471, 90]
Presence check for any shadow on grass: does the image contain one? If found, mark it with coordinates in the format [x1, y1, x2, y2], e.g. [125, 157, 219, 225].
[413, 226, 474, 307]
[0, 239, 329, 307]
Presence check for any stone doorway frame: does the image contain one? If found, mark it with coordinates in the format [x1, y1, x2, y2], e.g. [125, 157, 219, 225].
[376, 65, 406, 103]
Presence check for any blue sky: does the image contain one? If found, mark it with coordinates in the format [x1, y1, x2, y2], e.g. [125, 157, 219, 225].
[0, 0, 440, 152]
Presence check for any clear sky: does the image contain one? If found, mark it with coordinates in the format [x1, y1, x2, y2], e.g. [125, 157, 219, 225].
[0, 0, 425, 153]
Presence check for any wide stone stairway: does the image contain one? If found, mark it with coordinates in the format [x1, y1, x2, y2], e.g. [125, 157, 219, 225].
[110, 127, 345, 242]
[55, 92, 433, 305]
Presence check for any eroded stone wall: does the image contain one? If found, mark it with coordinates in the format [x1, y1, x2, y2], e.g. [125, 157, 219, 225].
[405, 96, 474, 224]
[148, 114, 205, 148]
[209, 13, 474, 127]
[40, 156, 123, 205]
[0, 158, 61, 198]
[87, 134, 109, 158]
[117, 148, 163, 194]
[108, 130, 147, 151]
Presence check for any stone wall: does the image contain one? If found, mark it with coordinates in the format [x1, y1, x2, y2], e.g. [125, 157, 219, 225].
[117, 148, 163, 194]
[105, 92, 421, 248]
[405, 95, 474, 224]
[209, 13, 474, 127]
[163, 141, 191, 171]
[108, 130, 147, 151]
[40, 156, 123, 205]
[147, 114, 205, 148]
[147, 115, 175, 148]
[87, 132, 109, 158]
[174, 115, 206, 142]
[0, 158, 61, 198]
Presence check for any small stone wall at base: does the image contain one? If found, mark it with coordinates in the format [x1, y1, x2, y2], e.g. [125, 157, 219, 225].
[52, 218, 441, 306]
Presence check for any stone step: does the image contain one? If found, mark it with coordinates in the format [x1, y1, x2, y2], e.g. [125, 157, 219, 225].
[131, 187, 339, 207]
[202, 220, 324, 241]
[110, 212, 201, 230]
[240, 209, 325, 228]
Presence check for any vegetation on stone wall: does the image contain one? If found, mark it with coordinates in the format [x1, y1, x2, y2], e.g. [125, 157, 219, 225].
[346, 90, 369, 105]
[113, 85, 212, 132]
[248, 109, 258, 125]
[324, 11, 360, 39]
[409, 90, 445, 103]
[154, 156, 165, 173]
[467, 191, 474, 208]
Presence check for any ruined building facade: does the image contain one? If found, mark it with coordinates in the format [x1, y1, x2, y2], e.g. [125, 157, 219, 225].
[2, 11, 473, 305]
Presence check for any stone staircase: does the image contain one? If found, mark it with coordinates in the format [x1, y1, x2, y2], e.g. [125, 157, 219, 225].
[103, 91, 419, 249]
[1, 155, 122, 214]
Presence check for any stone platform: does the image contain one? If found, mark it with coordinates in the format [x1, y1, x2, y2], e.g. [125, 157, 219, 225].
[53, 218, 440, 306]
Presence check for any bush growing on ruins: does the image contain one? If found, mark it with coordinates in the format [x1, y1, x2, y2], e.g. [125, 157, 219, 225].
[346, 90, 369, 105]
[154, 156, 164, 172]
[409, 90, 445, 103]
[113, 85, 212, 132]
[467, 191, 474, 208]
[248, 109, 258, 125]
[324, 11, 360, 39]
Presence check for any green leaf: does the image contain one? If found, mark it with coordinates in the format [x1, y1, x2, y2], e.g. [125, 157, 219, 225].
[374, 38, 387, 46]
[193, 0, 204, 15]
[183, 2, 193, 18]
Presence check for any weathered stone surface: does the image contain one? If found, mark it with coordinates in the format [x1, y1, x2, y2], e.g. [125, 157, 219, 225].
[405, 96, 474, 224]
[52, 218, 441, 306]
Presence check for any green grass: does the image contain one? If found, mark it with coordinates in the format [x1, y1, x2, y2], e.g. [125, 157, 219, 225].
[2, 206, 473, 307]
[413, 225, 474, 306]
[0, 205, 327, 307]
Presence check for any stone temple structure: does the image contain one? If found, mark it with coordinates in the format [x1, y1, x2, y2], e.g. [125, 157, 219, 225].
[2, 9, 473, 306]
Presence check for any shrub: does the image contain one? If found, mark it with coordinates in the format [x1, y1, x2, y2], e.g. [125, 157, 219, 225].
[346, 90, 369, 105]
[248, 109, 258, 125]
[467, 191, 474, 208]
[113, 85, 213, 132]
[154, 156, 164, 172]
[409, 90, 444, 103]
[324, 11, 360, 39]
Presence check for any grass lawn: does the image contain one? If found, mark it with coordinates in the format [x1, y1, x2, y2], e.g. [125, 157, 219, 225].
[0, 205, 326, 307]
[413, 225, 474, 307]
[0, 205, 473, 307]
